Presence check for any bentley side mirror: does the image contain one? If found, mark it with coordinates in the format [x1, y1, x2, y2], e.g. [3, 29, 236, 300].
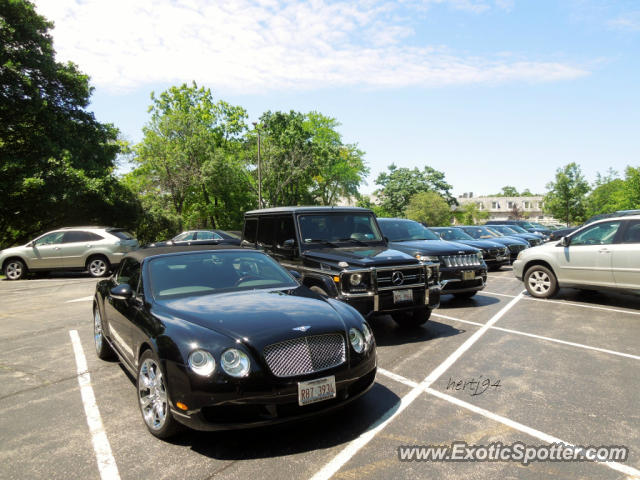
[559, 236, 570, 247]
[110, 284, 134, 300]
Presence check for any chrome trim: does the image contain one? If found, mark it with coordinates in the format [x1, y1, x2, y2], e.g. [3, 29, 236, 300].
[373, 294, 379, 311]
[170, 408, 191, 419]
[377, 282, 426, 291]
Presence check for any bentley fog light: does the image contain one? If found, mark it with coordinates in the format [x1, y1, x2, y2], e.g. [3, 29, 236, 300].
[220, 348, 251, 377]
[188, 349, 216, 376]
[349, 328, 365, 353]
[350, 273, 363, 286]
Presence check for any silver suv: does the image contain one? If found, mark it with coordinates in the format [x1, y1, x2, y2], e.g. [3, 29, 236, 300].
[513, 215, 640, 298]
[1, 227, 139, 280]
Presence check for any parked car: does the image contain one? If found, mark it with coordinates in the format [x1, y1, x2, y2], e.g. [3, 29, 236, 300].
[484, 225, 543, 247]
[241, 207, 441, 327]
[458, 226, 530, 263]
[430, 227, 510, 271]
[513, 215, 640, 298]
[1, 227, 138, 280]
[377, 218, 487, 299]
[93, 246, 377, 438]
[486, 220, 551, 239]
[146, 230, 242, 248]
[548, 210, 640, 241]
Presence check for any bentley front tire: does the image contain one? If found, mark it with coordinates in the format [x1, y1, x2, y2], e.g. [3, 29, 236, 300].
[93, 305, 115, 360]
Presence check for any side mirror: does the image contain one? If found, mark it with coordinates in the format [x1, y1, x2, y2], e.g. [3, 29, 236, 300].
[559, 236, 570, 247]
[26, 241, 34, 247]
[384, 236, 390, 243]
[281, 239, 296, 249]
[110, 284, 133, 300]
[289, 270, 302, 280]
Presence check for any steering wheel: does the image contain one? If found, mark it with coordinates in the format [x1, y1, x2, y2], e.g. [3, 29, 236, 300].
[234, 275, 262, 286]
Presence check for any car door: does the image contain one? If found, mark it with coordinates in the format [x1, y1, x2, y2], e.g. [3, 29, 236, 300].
[24, 232, 65, 269]
[610, 220, 640, 289]
[553, 221, 621, 286]
[103, 258, 141, 366]
[59, 230, 104, 268]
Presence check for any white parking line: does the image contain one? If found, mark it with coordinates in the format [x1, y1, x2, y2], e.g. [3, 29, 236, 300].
[66, 295, 94, 303]
[309, 292, 524, 480]
[377, 369, 640, 479]
[432, 313, 640, 361]
[69, 330, 121, 480]
[483, 290, 640, 316]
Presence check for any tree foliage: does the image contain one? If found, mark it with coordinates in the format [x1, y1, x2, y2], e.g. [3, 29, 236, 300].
[453, 202, 489, 225]
[405, 192, 451, 226]
[585, 166, 640, 217]
[374, 164, 455, 218]
[0, 0, 138, 246]
[544, 163, 590, 225]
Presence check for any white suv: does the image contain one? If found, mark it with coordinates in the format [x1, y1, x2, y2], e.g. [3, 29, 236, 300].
[0, 227, 139, 280]
[512, 215, 640, 298]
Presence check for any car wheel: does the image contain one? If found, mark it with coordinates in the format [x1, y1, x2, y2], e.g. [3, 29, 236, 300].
[137, 350, 181, 439]
[87, 256, 110, 278]
[392, 307, 431, 327]
[93, 304, 115, 360]
[4, 259, 26, 280]
[453, 291, 477, 299]
[309, 286, 329, 297]
[524, 265, 558, 299]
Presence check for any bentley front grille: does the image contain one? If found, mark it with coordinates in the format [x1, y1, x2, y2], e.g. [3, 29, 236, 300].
[263, 334, 346, 377]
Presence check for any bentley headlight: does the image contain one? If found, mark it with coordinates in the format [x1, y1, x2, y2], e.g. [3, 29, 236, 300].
[188, 349, 216, 376]
[349, 328, 365, 353]
[361, 323, 374, 350]
[220, 348, 251, 377]
[350, 273, 363, 286]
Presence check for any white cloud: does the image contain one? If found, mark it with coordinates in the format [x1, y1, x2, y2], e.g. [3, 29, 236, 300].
[607, 11, 640, 31]
[34, 0, 586, 93]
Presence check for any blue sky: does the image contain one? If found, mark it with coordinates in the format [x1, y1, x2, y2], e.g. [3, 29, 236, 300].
[35, 0, 639, 196]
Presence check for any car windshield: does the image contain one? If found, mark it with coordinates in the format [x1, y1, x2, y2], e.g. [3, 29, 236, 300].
[463, 227, 498, 239]
[491, 225, 517, 235]
[298, 213, 383, 245]
[378, 219, 441, 241]
[433, 228, 474, 241]
[520, 222, 536, 229]
[531, 222, 546, 229]
[507, 225, 528, 233]
[148, 251, 297, 299]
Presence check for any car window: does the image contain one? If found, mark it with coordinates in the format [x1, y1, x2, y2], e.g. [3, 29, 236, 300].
[34, 232, 65, 246]
[275, 216, 296, 248]
[378, 220, 439, 241]
[621, 221, 640, 243]
[257, 217, 275, 246]
[243, 218, 258, 243]
[298, 214, 383, 244]
[196, 231, 222, 240]
[148, 251, 297, 299]
[571, 221, 621, 246]
[117, 258, 141, 288]
[174, 232, 196, 241]
[434, 228, 473, 241]
[62, 231, 104, 243]
[110, 230, 135, 240]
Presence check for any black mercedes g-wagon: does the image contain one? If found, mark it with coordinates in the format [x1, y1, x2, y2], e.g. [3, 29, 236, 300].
[242, 207, 441, 327]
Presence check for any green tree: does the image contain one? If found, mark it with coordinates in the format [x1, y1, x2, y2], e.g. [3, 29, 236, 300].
[621, 166, 640, 210]
[586, 170, 626, 217]
[544, 163, 590, 225]
[453, 202, 489, 225]
[374, 164, 455, 218]
[0, 0, 138, 246]
[497, 186, 519, 197]
[405, 192, 451, 226]
[355, 195, 390, 217]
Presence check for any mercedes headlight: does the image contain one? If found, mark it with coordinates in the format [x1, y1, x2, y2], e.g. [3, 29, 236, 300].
[350, 273, 363, 286]
[349, 328, 365, 353]
[220, 348, 251, 377]
[188, 349, 216, 376]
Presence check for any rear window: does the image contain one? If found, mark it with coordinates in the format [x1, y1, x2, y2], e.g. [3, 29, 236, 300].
[109, 230, 135, 240]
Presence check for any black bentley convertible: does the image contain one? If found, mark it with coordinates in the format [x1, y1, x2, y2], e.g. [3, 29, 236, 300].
[93, 246, 377, 438]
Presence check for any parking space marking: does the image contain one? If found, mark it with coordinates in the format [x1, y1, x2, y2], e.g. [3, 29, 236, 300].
[309, 292, 524, 480]
[484, 290, 640, 316]
[66, 295, 94, 303]
[377, 369, 640, 479]
[69, 330, 121, 480]
[432, 313, 640, 361]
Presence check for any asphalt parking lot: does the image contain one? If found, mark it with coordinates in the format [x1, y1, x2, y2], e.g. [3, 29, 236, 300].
[1, 269, 639, 480]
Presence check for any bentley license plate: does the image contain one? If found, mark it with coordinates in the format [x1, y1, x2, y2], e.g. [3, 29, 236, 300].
[393, 289, 413, 303]
[298, 376, 336, 406]
[462, 271, 475, 281]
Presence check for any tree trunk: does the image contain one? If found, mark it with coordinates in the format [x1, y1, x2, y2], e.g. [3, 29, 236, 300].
[201, 183, 216, 229]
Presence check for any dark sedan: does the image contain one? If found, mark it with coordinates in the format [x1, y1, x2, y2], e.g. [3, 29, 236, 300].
[146, 230, 242, 248]
[430, 227, 510, 271]
[93, 246, 377, 438]
[459, 226, 530, 263]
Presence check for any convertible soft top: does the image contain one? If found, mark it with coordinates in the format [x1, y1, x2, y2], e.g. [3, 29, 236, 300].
[125, 245, 252, 262]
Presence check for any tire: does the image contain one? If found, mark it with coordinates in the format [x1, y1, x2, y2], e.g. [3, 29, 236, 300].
[93, 304, 115, 360]
[86, 255, 110, 278]
[137, 349, 181, 439]
[524, 265, 558, 299]
[4, 259, 26, 280]
[391, 307, 431, 327]
[453, 291, 477, 300]
[309, 285, 329, 297]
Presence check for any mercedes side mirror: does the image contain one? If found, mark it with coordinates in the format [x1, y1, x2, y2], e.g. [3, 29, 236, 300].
[110, 284, 133, 300]
[281, 239, 296, 249]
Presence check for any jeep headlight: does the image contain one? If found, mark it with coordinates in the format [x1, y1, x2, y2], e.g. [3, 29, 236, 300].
[476, 251, 483, 261]
[416, 255, 440, 263]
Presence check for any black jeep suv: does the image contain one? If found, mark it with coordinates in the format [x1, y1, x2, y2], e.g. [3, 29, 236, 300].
[242, 207, 441, 326]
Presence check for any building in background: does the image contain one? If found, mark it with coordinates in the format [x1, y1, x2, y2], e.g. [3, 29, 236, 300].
[455, 193, 558, 225]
